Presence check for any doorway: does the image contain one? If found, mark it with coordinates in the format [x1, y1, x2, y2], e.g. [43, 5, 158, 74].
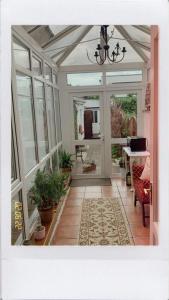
[70, 92, 105, 178]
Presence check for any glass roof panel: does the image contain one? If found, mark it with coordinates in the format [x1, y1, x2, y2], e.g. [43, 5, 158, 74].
[44, 26, 87, 59]
[62, 25, 143, 66]
[125, 25, 150, 45]
[49, 25, 69, 35]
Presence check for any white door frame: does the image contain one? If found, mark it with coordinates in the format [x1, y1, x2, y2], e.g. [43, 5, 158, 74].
[69, 91, 106, 179]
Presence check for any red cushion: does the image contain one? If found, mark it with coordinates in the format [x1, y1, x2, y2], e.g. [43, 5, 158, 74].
[134, 178, 150, 204]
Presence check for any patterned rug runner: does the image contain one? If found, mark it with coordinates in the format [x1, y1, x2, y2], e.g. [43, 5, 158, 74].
[78, 198, 133, 245]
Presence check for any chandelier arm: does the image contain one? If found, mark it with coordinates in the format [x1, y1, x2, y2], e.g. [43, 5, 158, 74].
[107, 51, 125, 63]
[86, 50, 98, 64]
[113, 52, 125, 63]
[96, 55, 105, 65]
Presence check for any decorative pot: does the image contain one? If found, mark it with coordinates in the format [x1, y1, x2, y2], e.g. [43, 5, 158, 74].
[39, 207, 53, 225]
[34, 226, 45, 240]
[61, 167, 71, 174]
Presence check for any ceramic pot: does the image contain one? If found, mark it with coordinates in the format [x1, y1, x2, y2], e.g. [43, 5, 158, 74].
[34, 226, 45, 240]
[39, 207, 53, 225]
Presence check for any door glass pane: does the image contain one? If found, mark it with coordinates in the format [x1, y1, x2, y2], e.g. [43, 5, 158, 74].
[112, 144, 126, 176]
[54, 89, 62, 142]
[34, 80, 49, 160]
[110, 93, 137, 138]
[44, 63, 52, 82]
[13, 37, 30, 69]
[46, 85, 56, 148]
[73, 95, 101, 140]
[16, 73, 37, 174]
[32, 55, 42, 78]
[72, 144, 102, 176]
[11, 191, 24, 244]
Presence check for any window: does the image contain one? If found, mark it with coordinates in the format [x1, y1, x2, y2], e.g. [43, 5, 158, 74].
[53, 73, 58, 85]
[106, 70, 142, 85]
[54, 89, 62, 142]
[13, 37, 30, 69]
[16, 73, 37, 174]
[32, 55, 42, 78]
[46, 85, 57, 148]
[11, 191, 24, 244]
[34, 80, 49, 160]
[93, 110, 98, 123]
[52, 150, 58, 172]
[67, 73, 103, 86]
[44, 63, 52, 82]
[110, 93, 137, 138]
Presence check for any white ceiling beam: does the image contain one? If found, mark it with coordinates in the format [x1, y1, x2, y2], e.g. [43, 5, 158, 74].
[27, 25, 42, 34]
[115, 25, 149, 63]
[42, 25, 81, 49]
[50, 48, 66, 60]
[134, 41, 150, 52]
[56, 26, 93, 66]
[132, 25, 150, 35]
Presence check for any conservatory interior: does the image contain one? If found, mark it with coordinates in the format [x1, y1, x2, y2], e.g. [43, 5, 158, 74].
[11, 25, 159, 246]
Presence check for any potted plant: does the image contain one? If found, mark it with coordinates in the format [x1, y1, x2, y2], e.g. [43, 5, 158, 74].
[59, 150, 73, 173]
[30, 170, 56, 225]
[51, 172, 68, 207]
[34, 224, 45, 240]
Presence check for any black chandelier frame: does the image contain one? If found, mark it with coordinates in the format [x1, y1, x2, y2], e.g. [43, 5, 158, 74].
[94, 25, 127, 65]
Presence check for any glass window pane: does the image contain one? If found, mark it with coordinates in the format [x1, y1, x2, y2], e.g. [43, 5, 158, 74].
[16, 73, 37, 174]
[34, 80, 49, 159]
[106, 70, 142, 85]
[26, 173, 36, 220]
[67, 73, 103, 86]
[13, 37, 30, 69]
[44, 63, 52, 82]
[11, 191, 24, 244]
[73, 95, 101, 140]
[32, 55, 42, 78]
[53, 73, 58, 85]
[110, 93, 137, 138]
[54, 89, 62, 142]
[46, 85, 57, 148]
[52, 150, 58, 172]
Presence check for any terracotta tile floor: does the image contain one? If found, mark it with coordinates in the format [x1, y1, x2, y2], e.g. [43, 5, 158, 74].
[52, 179, 150, 246]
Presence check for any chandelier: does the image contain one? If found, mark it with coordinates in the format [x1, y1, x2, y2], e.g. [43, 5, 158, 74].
[94, 25, 127, 65]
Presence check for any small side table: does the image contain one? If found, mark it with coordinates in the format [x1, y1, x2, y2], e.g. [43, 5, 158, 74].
[123, 147, 150, 190]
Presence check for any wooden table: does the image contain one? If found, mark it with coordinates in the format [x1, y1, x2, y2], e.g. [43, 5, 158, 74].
[123, 147, 150, 190]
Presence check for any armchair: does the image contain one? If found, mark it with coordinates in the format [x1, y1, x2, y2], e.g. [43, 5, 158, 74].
[132, 164, 150, 227]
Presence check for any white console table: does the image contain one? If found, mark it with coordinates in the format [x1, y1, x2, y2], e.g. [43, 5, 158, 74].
[123, 147, 150, 190]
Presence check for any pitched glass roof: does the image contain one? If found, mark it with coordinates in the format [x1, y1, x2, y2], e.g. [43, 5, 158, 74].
[24, 25, 151, 66]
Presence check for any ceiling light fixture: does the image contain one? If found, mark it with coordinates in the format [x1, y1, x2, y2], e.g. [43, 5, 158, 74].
[94, 25, 127, 65]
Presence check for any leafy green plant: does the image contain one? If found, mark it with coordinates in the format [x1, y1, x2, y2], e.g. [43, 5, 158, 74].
[29, 170, 56, 210]
[59, 150, 73, 169]
[51, 172, 68, 205]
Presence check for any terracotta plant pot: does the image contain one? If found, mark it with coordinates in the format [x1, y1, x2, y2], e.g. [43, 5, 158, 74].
[39, 207, 53, 225]
[61, 167, 71, 174]
[34, 225, 45, 240]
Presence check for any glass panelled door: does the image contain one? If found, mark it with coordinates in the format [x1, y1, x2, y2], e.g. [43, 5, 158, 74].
[107, 91, 142, 177]
[71, 92, 105, 178]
